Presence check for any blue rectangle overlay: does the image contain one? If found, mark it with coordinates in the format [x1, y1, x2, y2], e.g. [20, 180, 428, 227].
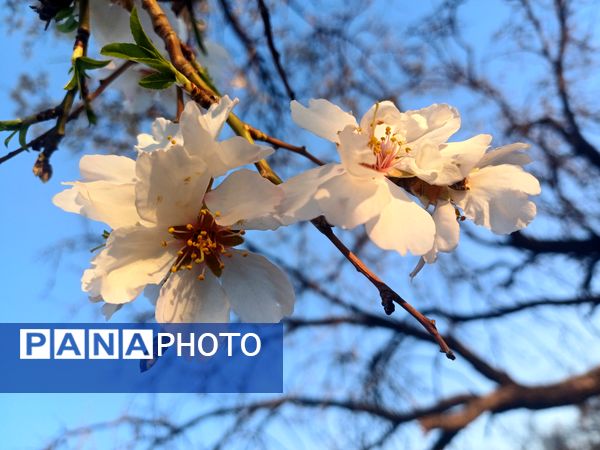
[0, 323, 283, 393]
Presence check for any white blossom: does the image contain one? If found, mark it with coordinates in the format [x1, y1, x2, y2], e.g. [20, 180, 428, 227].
[279, 99, 490, 256]
[412, 143, 541, 275]
[54, 97, 293, 323]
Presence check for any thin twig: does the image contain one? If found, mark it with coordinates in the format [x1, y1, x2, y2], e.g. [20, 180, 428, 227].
[256, 0, 296, 100]
[247, 124, 325, 165]
[0, 61, 135, 166]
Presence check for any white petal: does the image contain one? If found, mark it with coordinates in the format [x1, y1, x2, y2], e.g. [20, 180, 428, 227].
[359, 101, 403, 132]
[410, 257, 428, 278]
[432, 200, 460, 252]
[402, 104, 461, 146]
[135, 145, 211, 226]
[101, 303, 122, 320]
[182, 112, 271, 178]
[277, 163, 344, 225]
[205, 169, 283, 230]
[470, 164, 541, 195]
[316, 172, 391, 229]
[399, 142, 446, 183]
[291, 99, 357, 142]
[337, 125, 380, 178]
[135, 118, 181, 152]
[210, 137, 273, 177]
[365, 180, 436, 255]
[436, 134, 492, 184]
[83, 225, 176, 304]
[221, 250, 294, 322]
[79, 154, 136, 183]
[53, 180, 140, 229]
[155, 270, 230, 323]
[479, 143, 532, 167]
[453, 165, 540, 234]
[180, 96, 238, 141]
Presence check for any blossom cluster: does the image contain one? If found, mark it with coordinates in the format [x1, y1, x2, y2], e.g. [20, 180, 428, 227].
[54, 96, 540, 323]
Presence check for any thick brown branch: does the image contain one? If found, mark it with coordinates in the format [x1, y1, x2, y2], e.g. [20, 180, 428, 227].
[420, 366, 600, 434]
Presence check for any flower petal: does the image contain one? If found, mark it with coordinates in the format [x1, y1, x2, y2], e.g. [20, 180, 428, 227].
[365, 180, 435, 255]
[136, 118, 181, 152]
[337, 125, 379, 178]
[435, 134, 492, 185]
[79, 154, 136, 183]
[180, 96, 238, 141]
[210, 136, 274, 177]
[402, 103, 461, 146]
[452, 164, 540, 234]
[291, 99, 357, 142]
[101, 303, 122, 320]
[277, 163, 344, 225]
[479, 143, 532, 167]
[155, 270, 230, 323]
[83, 225, 176, 304]
[53, 180, 140, 229]
[359, 101, 403, 132]
[135, 145, 210, 226]
[432, 200, 460, 252]
[316, 172, 392, 229]
[221, 250, 294, 322]
[205, 169, 283, 230]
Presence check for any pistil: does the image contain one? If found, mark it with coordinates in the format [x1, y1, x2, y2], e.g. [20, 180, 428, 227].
[164, 208, 244, 279]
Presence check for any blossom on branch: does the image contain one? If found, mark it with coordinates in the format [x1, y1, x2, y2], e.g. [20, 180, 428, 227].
[280, 99, 540, 268]
[53, 97, 294, 323]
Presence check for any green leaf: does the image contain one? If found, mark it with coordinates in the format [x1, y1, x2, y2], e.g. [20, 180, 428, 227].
[4, 130, 17, 147]
[64, 71, 79, 91]
[76, 56, 111, 71]
[18, 125, 28, 147]
[102, 43, 174, 73]
[101, 42, 152, 60]
[56, 15, 78, 33]
[54, 6, 74, 22]
[86, 106, 97, 126]
[138, 71, 176, 90]
[130, 7, 161, 57]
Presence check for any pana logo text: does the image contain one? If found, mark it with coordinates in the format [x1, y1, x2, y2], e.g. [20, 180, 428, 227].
[19, 328, 262, 360]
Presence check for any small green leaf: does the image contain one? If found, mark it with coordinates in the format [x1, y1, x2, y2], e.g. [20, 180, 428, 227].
[86, 106, 97, 125]
[64, 71, 79, 91]
[4, 130, 17, 147]
[54, 6, 74, 22]
[56, 15, 78, 33]
[138, 71, 176, 90]
[18, 125, 28, 147]
[101, 42, 152, 60]
[101, 43, 172, 72]
[130, 7, 161, 57]
[76, 56, 111, 71]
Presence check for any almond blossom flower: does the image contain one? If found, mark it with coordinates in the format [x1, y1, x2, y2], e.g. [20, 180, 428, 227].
[279, 99, 490, 256]
[53, 98, 294, 323]
[410, 142, 541, 276]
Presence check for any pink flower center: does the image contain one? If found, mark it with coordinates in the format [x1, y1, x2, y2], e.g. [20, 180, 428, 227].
[363, 126, 411, 173]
